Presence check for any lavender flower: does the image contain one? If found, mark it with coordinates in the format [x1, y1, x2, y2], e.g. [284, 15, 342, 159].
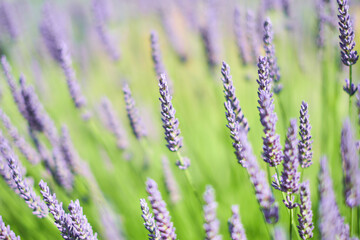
[122, 81, 146, 140]
[162, 156, 181, 203]
[246, 10, 260, 65]
[228, 205, 247, 240]
[298, 101, 313, 168]
[150, 31, 167, 77]
[146, 178, 176, 240]
[158, 74, 183, 152]
[0, 216, 20, 240]
[297, 181, 314, 240]
[52, 147, 74, 192]
[0, 154, 18, 193]
[319, 156, 350, 239]
[100, 97, 128, 149]
[234, 7, 251, 66]
[343, 78, 358, 96]
[0, 109, 40, 165]
[337, 0, 359, 66]
[140, 198, 161, 240]
[274, 227, 286, 240]
[0, 131, 48, 218]
[257, 56, 283, 167]
[99, 205, 125, 240]
[221, 62, 249, 132]
[316, 0, 326, 48]
[238, 129, 279, 223]
[203, 185, 221, 240]
[263, 18, 281, 94]
[175, 156, 190, 170]
[341, 118, 360, 207]
[0, 2, 18, 40]
[60, 125, 82, 174]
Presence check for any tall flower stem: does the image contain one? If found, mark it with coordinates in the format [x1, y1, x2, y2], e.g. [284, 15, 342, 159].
[290, 207, 293, 240]
[349, 65, 353, 115]
[350, 207, 353, 236]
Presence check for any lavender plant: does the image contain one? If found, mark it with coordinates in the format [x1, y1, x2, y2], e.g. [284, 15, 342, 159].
[234, 7, 251, 66]
[298, 101, 313, 168]
[228, 205, 247, 240]
[140, 198, 161, 240]
[0, 216, 20, 240]
[203, 185, 221, 240]
[297, 181, 314, 240]
[162, 156, 181, 204]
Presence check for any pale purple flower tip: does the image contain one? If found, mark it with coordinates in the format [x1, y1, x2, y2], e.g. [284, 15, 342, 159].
[100, 97, 128, 149]
[146, 178, 176, 240]
[228, 205, 247, 240]
[162, 156, 181, 203]
[0, 215, 20, 240]
[221, 62, 249, 132]
[60, 125, 82, 174]
[319, 156, 350, 239]
[337, 0, 359, 66]
[52, 147, 74, 192]
[316, 0, 326, 48]
[234, 7, 251, 66]
[274, 227, 286, 240]
[0, 154, 18, 192]
[343, 78, 358, 96]
[150, 31, 167, 78]
[246, 10, 260, 65]
[257, 56, 283, 167]
[263, 18, 281, 94]
[158, 74, 183, 152]
[0, 132, 48, 218]
[175, 156, 190, 170]
[341, 118, 360, 207]
[299, 101, 313, 168]
[203, 185, 222, 240]
[122, 81, 147, 140]
[297, 181, 314, 240]
[0, 2, 18, 40]
[140, 198, 161, 240]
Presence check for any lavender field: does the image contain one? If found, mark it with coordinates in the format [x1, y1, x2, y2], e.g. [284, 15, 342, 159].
[0, 0, 359, 239]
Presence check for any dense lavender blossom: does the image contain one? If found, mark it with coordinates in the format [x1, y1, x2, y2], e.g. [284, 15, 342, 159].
[92, 0, 120, 62]
[238, 128, 279, 223]
[0, 2, 18, 40]
[0, 109, 40, 165]
[234, 7, 251, 66]
[52, 147, 74, 192]
[140, 198, 161, 240]
[158, 74, 183, 152]
[203, 185, 221, 240]
[0, 154, 18, 193]
[0, 216, 20, 240]
[0, 132, 48, 218]
[298, 101, 313, 168]
[122, 82, 147, 140]
[150, 31, 167, 77]
[246, 10, 260, 65]
[343, 78, 358, 96]
[337, 0, 359, 66]
[228, 205, 246, 240]
[263, 18, 281, 94]
[162, 156, 181, 203]
[297, 181, 314, 240]
[146, 178, 176, 240]
[319, 157, 350, 239]
[257, 56, 283, 167]
[221, 62, 249, 132]
[340, 119, 360, 207]
[100, 97, 128, 149]
[40, 3, 87, 109]
[60, 125, 82, 174]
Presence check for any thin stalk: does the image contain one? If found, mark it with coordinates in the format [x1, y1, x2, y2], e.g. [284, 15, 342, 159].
[300, 167, 304, 184]
[350, 207, 354, 236]
[358, 207, 360, 236]
[290, 207, 293, 240]
[276, 94, 287, 132]
[267, 165, 272, 192]
[349, 65, 353, 116]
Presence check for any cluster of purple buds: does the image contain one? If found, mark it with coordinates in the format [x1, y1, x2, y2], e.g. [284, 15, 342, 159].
[228, 205, 247, 240]
[234, 7, 251, 66]
[0, 216, 20, 240]
[297, 181, 314, 239]
[140, 198, 161, 240]
[175, 156, 190, 170]
[337, 0, 359, 66]
[150, 31, 167, 78]
[298, 101, 313, 168]
[203, 185, 222, 240]
[60, 125, 82, 175]
[343, 78, 358, 96]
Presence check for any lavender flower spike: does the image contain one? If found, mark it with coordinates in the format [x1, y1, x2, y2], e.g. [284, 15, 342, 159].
[146, 178, 176, 240]
[162, 156, 181, 203]
[263, 18, 281, 94]
[343, 78, 358, 96]
[297, 181, 314, 240]
[221, 62, 249, 132]
[257, 56, 283, 167]
[228, 205, 247, 240]
[140, 198, 161, 240]
[0, 131, 48, 218]
[319, 156, 350, 239]
[337, 0, 359, 66]
[0, 215, 20, 240]
[159, 74, 183, 152]
[299, 101, 313, 168]
[341, 118, 360, 207]
[150, 31, 167, 78]
[122, 81, 146, 140]
[203, 185, 222, 240]
[60, 125, 82, 174]
[234, 7, 251, 66]
[246, 10, 260, 65]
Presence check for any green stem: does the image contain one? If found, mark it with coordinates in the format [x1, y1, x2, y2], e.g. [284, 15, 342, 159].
[276, 94, 287, 132]
[349, 65, 353, 116]
[357, 206, 360, 237]
[290, 207, 293, 240]
[350, 207, 354, 236]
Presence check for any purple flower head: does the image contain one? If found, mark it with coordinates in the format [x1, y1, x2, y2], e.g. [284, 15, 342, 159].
[0, 132, 48, 218]
[203, 185, 221, 240]
[316, 0, 326, 48]
[0, 215, 20, 240]
[257, 56, 283, 167]
[175, 156, 190, 170]
[150, 31, 167, 78]
[297, 181, 314, 240]
[52, 147, 74, 192]
[234, 7, 251, 66]
[158, 74, 183, 152]
[0, 2, 18, 40]
[0, 154, 18, 192]
[228, 205, 247, 240]
[341, 118, 360, 207]
[299, 101, 313, 168]
[319, 156, 350, 239]
[337, 0, 359, 66]
[263, 18, 281, 94]
[146, 178, 176, 240]
[60, 125, 82, 174]
[100, 97, 128, 150]
[343, 78, 358, 96]
[122, 81, 147, 140]
[246, 10, 260, 65]
[221, 62, 249, 132]
[140, 198, 161, 240]
[162, 156, 181, 203]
